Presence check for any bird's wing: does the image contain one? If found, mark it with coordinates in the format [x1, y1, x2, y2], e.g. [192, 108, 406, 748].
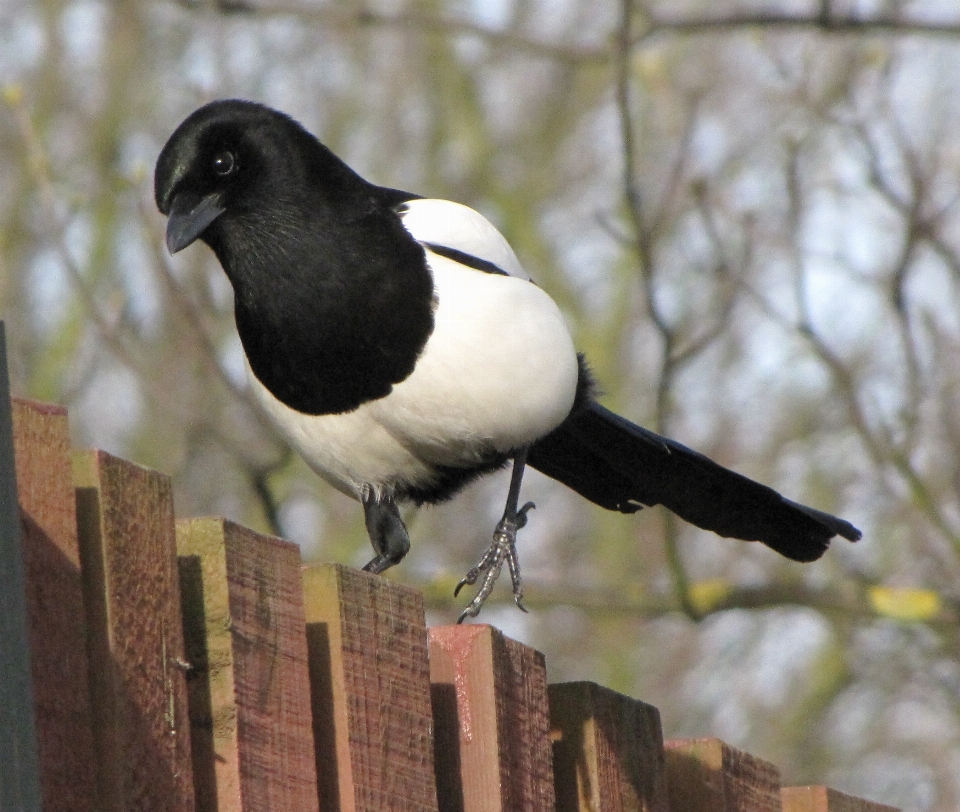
[397, 198, 529, 280]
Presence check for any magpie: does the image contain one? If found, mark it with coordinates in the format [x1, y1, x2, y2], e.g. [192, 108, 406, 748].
[154, 100, 861, 620]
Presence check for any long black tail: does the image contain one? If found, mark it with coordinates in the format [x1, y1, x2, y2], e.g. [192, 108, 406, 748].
[527, 401, 861, 562]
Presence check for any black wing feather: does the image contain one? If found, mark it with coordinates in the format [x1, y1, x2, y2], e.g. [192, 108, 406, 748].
[528, 401, 861, 562]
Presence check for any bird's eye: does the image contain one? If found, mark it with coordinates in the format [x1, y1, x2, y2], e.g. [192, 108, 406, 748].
[212, 151, 237, 177]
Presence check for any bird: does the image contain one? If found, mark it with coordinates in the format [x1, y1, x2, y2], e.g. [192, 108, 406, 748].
[154, 99, 862, 621]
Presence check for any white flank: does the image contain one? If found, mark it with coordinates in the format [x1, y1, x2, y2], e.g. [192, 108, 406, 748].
[247, 199, 579, 502]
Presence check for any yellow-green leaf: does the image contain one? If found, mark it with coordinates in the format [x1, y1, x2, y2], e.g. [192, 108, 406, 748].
[868, 586, 941, 622]
[689, 578, 733, 614]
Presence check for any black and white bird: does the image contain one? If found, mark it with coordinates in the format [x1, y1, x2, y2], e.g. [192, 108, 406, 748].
[155, 100, 861, 620]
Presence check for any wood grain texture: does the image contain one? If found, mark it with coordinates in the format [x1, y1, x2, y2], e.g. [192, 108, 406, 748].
[664, 737, 782, 812]
[549, 681, 669, 812]
[11, 396, 97, 812]
[782, 786, 900, 812]
[429, 624, 555, 812]
[74, 449, 194, 812]
[177, 517, 320, 812]
[302, 564, 437, 812]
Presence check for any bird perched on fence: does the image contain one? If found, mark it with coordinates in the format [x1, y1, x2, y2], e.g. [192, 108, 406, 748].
[155, 100, 861, 621]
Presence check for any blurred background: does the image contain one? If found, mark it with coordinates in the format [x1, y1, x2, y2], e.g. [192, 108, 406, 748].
[2, 0, 959, 808]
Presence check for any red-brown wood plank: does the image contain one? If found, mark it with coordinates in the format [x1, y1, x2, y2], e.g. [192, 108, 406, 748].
[74, 449, 194, 812]
[11, 398, 97, 812]
[549, 681, 669, 812]
[782, 786, 900, 812]
[664, 737, 782, 812]
[302, 563, 438, 812]
[177, 517, 320, 812]
[428, 624, 555, 812]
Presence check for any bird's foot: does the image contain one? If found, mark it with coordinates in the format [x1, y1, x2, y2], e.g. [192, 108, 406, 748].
[455, 501, 535, 623]
[360, 489, 410, 575]
[361, 554, 392, 575]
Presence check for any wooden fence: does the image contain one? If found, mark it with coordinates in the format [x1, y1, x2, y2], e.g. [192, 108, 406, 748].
[0, 323, 899, 812]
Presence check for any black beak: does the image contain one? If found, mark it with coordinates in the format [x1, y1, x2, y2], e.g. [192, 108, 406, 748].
[165, 192, 226, 254]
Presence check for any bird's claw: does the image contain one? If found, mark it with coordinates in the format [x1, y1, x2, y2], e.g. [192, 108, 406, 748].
[455, 501, 534, 623]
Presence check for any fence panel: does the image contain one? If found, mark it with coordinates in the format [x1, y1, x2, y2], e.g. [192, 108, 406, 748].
[302, 563, 438, 812]
[429, 624, 555, 812]
[74, 449, 195, 812]
[550, 680, 669, 812]
[665, 737, 782, 812]
[782, 786, 901, 812]
[11, 397, 98, 812]
[178, 517, 319, 812]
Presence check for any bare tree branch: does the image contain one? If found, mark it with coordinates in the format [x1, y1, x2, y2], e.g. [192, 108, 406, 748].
[415, 575, 960, 632]
[178, 0, 960, 71]
[176, 0, 610, 63]
[640, 9, 960, 43]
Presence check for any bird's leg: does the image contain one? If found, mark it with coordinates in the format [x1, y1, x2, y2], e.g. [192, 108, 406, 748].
[360, 487, 411, 574]
[455, 448, 535, 623]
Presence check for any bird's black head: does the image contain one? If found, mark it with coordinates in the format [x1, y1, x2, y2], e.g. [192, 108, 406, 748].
[154, 99, 361, 255]
[153, 100, 433, 416]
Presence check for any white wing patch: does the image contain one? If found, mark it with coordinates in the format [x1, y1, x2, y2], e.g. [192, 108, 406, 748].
[398, 198, 528, 279]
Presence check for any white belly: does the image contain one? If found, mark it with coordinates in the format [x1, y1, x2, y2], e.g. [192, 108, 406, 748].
[247, 253, 579, 501]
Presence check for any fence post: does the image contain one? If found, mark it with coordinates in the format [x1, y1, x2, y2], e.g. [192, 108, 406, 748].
[11, 396, 100, 812]
[0, 322, 44, 812]
[302, 563, 438, 812]
[665, 737, 782, 812]
[428, 624, 555, 812]
[549, 681, 669, 812]
[782, 786, 900, 812]
[177, 517, 320, 812]
[74, 450, 195, 812]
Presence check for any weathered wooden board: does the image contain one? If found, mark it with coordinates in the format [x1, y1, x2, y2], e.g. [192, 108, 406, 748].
[302, 563, 438, 812]
[429, 624, 555, 812]
[177, 517, 320, 812]
[550, 680, 669, 812]
[74, 449, 194, 812]
[664, 737, 782, 812]
[782, 785, 900, 812]
[11, 396, 100, 812]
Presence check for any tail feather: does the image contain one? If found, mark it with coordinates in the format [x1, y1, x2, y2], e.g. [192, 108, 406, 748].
[528, 401, 861, 562]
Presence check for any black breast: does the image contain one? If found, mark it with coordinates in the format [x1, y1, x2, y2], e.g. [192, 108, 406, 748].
[212, 199, 436, 416]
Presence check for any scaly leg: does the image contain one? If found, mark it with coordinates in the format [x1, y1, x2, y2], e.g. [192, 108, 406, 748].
[455, 449, 535, 623]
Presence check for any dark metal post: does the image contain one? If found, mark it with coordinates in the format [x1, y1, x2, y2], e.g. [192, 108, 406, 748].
[0, 321, 43, 812]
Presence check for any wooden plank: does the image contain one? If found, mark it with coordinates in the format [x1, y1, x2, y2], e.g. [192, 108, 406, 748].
[664, 737, 782, 812]
[10, 394, 98, 812]
[0, 324, 44, 812]
[782, 786, 900, 812]
[549, 681, 669, 812]
[74, 449, 195, 812]
[428, 624, 555, 812]
[301, 563, 437, 812]
[177, 517, 320, 812]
